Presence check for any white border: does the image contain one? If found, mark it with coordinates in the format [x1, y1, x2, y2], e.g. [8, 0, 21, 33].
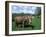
[9, 3, 44, 34]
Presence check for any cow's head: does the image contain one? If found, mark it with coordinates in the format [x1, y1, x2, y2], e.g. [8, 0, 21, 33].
[28, 16, 32, 25]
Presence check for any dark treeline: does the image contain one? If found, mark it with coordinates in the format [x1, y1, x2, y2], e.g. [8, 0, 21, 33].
[12, 13, 32, 16]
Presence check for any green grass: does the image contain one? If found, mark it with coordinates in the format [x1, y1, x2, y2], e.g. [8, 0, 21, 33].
[12, 16, 41, 31]
[32, 16, 41, 30]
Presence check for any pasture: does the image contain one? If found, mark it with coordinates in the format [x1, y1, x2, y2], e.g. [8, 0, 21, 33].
[12, 14, 41, 31]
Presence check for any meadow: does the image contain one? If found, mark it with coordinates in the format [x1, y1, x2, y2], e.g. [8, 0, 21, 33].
[12, 14, 41, 31]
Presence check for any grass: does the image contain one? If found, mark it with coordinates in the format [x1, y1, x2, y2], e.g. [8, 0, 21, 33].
[32, 16, 41, 30]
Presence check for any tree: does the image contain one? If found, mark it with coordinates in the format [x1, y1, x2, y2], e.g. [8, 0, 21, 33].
[35, 7, 41, 16]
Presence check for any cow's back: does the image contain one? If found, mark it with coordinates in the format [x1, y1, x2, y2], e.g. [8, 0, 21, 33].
[15, 16, 24, 23]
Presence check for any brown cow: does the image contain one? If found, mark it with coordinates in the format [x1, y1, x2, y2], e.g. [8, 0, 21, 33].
[14, 15, 32, 28]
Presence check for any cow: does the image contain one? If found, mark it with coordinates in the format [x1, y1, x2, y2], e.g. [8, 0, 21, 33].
[14, 16, 29, 28]
[14, 15, 34, 29]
